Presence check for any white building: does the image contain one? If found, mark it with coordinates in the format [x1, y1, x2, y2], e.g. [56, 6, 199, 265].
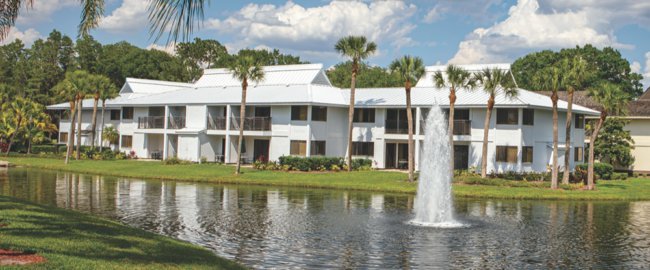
[48, 63, 599, 173]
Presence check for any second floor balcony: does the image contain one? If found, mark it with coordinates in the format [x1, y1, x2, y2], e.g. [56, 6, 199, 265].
[420, 119, 471, 135]
[207, 117, 227, 130]
[168, 116, 186, 129]
[230, 117, 272, 131]
[138, 116, 164, 129]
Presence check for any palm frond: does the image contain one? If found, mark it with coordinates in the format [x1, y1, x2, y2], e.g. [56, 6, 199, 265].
[148, 0, 207, 44]
[0, 0, 33, 40]
[79, 0, 105, 37]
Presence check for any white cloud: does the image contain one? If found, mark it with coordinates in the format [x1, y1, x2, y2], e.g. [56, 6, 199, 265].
[147, 43, 177, 55]
[17, 0, 76, 24]
[631, 61, 642, 73]
[206, 1, 417, 61]
[449, 0, 647, 64]
[99, 0, 148, 33]
[423, 0, 504, 23]
[1, 27, 41, 46]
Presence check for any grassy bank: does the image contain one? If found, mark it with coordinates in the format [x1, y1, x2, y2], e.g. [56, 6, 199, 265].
[2, 156, 650, 200]
[0, 196, 243, 269]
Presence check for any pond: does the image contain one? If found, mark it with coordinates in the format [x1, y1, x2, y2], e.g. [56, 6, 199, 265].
[1, 167, 649, 269]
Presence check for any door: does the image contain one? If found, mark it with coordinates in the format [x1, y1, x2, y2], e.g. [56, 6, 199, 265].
[454, 145, 469, 170]
[253, 139, 270, 162]
[397, 143, 409, 169]
[385, 143, 397, 169]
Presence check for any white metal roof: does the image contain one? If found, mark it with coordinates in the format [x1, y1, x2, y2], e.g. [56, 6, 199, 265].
[46, 63, 599, 115]
[416, 63, 511, 87]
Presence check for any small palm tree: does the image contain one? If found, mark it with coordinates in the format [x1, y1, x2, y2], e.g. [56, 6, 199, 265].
[533, 67, 565, 189]
[586, 83, 630, 190]
[23, 105, 57, 154]
[1, 97, 37, 156]
[562, 56, 589, 184]
[98, 77, 119, 150]
[89, 74, 118, 150]
[389, 56, 425, 182]
[474, 68, 518, 178]
[229, 54, 265, 175]
[334, 36, 377, 172]
[102, 126, 119, 149]
[433, 65, 477, 172]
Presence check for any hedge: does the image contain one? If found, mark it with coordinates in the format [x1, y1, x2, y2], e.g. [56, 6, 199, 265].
[575, 162, 614, 180]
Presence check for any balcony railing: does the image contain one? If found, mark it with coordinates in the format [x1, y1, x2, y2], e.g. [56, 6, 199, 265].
[385, 120, 416, 134]
[168, 116, 186, 129]
[207, 117, 227, 130]
[420, 120, 471, 135]
[138, 116, 164, 129]
[230, 117, 272, 131]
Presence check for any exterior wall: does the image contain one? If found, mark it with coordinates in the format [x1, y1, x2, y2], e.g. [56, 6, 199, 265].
[627, 119, 650, 172]
[58, 109, 121, 147]
[52, 104, 589, 173]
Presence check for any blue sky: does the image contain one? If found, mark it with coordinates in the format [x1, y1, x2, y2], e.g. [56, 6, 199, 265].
[7, 0, 650, 88]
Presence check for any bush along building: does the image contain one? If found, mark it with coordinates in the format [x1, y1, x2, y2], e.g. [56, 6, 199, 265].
[48, 63, 599, 173]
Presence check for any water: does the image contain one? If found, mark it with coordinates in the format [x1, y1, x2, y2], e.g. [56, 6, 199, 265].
[412, 105, 462, 227]
[1, 168, 650, 269]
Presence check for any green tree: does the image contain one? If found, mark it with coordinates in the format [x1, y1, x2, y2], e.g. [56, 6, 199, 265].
[228, 54, 265, 175]
[102, 126, 119, 149]
[98, 79, 120, 150]
[1, 97, 38, 156]
[389, 56, 425, 182]
[512, 45, 643, 97]
[474, 68, 517, 178]
[88, 74, 117, 149]
[26, 30, 76, 105]
[334, 36, 377, 172]
[176, 38, 228, 81]
[593, 118, 635, 168]
[326, 61, 402, 88]
[76, 35, 103, 73]
[22, 104, 57, 154]
[586, 82, 631, 190]
[433, 65, 477, 172]
[561, 55, 590, 184]
[533, 67, 566, 189]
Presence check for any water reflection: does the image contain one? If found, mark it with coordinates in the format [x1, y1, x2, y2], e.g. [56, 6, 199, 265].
[1, 168, 649, 269]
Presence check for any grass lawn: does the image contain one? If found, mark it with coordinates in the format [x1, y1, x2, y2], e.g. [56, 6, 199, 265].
[2, 156, 650, 200]
[0, 196, 244, 270]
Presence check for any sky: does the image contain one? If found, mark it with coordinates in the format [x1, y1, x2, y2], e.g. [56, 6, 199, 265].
[6, 0, 650, 89]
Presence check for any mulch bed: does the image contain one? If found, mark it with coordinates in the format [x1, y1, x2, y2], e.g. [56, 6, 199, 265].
[0, 249, 46, 266]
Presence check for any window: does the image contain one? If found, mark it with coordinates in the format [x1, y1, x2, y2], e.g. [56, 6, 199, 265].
[353, 108, 375, 123]
[496, 146, 518, 163]
[352, 142, 374, 156]
[290, 140, 307, 156]
[121, 135, 133, 148]
[122, 107, 134, 120]
[291, 106, 308, 121]
[523, 109, 534, 125]
[311, 106, 327, 121]
[310, 141, 326, 156]
[575, 147, 584, 162]
[496, 108, 519, 125]
[575, 114, 585, 129]
[110, 110, 121, 120]
[522, 146, 533, 163]
[59, 132, 68, 143]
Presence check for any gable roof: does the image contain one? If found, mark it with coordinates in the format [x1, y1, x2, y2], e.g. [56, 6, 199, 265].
[120, 78, 193, 95]
[416, 63, 511, 87]
[193, 64, 331, 88]
[538, 88, 650, 117]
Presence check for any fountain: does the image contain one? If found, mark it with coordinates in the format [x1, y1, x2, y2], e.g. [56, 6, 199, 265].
[410, 104, 465, 228]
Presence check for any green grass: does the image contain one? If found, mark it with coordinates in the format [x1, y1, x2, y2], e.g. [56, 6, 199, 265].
[0, 196, 244, 270]
[2, 156, 650, 201]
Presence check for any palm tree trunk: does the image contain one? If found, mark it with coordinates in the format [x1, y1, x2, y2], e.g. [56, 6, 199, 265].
[4, 116, 22, 156]
[448, 87, 456, 173]
[587, 113, 606, 190]
[66, 103, 77, 164]
[99, 100, 106, 150]
[90, 96, 99, 149]
[235, 80, 248, 175]
[75, 98, 83, 160]
[405, 83, 414, 182]
[27, 140, 31, 154]
[346, 65, 358, 172]
[563, 90, 574, 184]
[551, 94, 559, 189]
[481, 97, 494, 178]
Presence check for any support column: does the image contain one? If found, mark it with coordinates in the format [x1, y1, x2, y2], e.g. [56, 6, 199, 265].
[306, 105, 312, 157]
[415, 107, 421, 171]
[517, 108, 523, 172]
[224, 105, 232, 163]
[163, 133, 168, 160]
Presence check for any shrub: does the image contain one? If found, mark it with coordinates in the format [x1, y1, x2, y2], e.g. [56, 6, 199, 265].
[115, 152, 127, 160]
[350, 158, 372, 170]
[278, 156, 345, 171]
[31, 145, 58, 154]
[162, 157, 192, 165]
[611, 172, 628, 180]
[575, 163, 614, 180]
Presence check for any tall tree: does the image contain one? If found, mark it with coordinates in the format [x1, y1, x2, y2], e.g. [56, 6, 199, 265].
[389, 56, 425, 182]
[228, 54, 265, 175]
[433, 65, 476, 172]
[334, 36, 377, 172]
[326, 61, 402, 88]
[533, 67, 565, 189]
[76, 35, 103, 73]
[474, 68, 517, 178]
[98, 78, 119, 150]
[593, 118, 635, 169]
[88, 74, 117, 149]
[562, 56, 589, 184]
[176, 38, 228, 81]
[52, 71, 93, 164]
[586, 83, 631, 190]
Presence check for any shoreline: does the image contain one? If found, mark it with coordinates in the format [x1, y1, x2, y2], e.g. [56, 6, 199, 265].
[2, 156, 650, 201]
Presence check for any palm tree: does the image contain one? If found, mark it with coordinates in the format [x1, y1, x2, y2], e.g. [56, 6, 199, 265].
[533, 67, 565, 189]
[334, 36, 377, 172]
[1, 97, 37, 156]
[586, 83, 630, 190]
[229, 54, 265, 175]
[562, 56, 589, 184]
[102, 126, 119, 149]
[23, 105, 57, 154]
[433, 65, 477, 172]
[389, 56, 425, 182]
[52, 71, 93, 164]
[474, 68, 518, 178]
[97, 77, 119, 150]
